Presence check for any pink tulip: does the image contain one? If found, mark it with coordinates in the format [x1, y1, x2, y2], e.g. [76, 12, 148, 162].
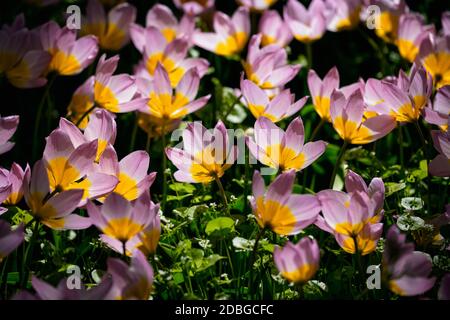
[0, 170, 12, 214]
[173, 0, 214, 16]
[274, 237, 320, 284]
[0, 115, 19, 155]
[439, 274, 450, 300]
[131, 27, 209, 88]
[365, 65, 433, 122]
[43, 127, 118, 205]
[367, 0, 408, 44]
[417, 33, 450, 89]
[0, 16, 51, 88]
[107, 249, 153, 300]
[39, 21, 98, 76]
[442, 12, 450, 36]
[193, 7, 250, 57]
[23, 161, 91, 230]
[251, 170, 321, 235]
[247, 117, 327, 172]
[132, 4, 195, 45]
[0, 220, 24, 262]
[81, 0, 136, 51]
[429, 127, 450, 177]
[383, 226, 436, 296]
[424, 85, 450, 130]
[330, 90, 396, 144]
[136, 63, 210, 134]
[243, 34, 301, 90]
[238, 0, 278, 12]
[241, 78, 306, 122]
[258, 10, 293, 47]
[324, 0, 362, 32]
[166, 121, 237, 183]
[66, 76, 95, 129]
[397, 13, 434, 63]
[308, 67, 341, 122]
[58, 109, 117, 161]
[0, 163, 30, 206]
[283, 0, 326, 43]
[97, 146, 156, 201]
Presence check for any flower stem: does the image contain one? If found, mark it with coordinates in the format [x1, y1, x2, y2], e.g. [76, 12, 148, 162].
[414, 121, 431, 213]
[161, 129, 168, 213]
[329, 140, 349, 188]
[309, 118, 325, 142]
[249, 228, 265, 299]
[75, 105, 96, 128]
[214, 175, 228, 210]
[398, 126, 405, 171]
[20, 220, 39, 288]
[129, 113, 138, 153]
[32, 74, 56, 161]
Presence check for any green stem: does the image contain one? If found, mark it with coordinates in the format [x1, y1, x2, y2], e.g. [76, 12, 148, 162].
[306, 43, 313, 69]
[214, 175, 228, 212]
[329, 140, 349, 188]
[249, 228, 265, 299]
[75, 105, 96, 127]
[146, 133, 152, 153]
[161, 130, 168, 213]
[129, 114, 139, 153]
[398, 126, 404, 171]
[20, 220, 39, 288]
[309, 118, 325, 141]
[414, 121, 431, 213]
[32, 74, 56, 161]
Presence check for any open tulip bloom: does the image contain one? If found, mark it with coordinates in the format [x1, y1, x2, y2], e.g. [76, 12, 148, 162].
[308, 67, 341, 122]
[274, 237, 320, 285]
[166, 121, 237, 184]
[283, 0, 326, 43]
[0, 115, 19, 155]
[369, 0, 408, 44]
[39, 21, 98, 76]
[397, 13, 434, 63]
[247, 117, 327, 172]
[417, 33, 450, 89]
[173, 0, 215, 16]
[324, 0, 362, 32]
[243, 34, 301, 90]
[81, 0, 136, 51]
[258, 10, 293, 47]
[0, 162, 30, 206]
[429, 126, 450, 177]
[424, 85, 450, 130]
[0, 220, 24, 262]
[250, 170, 321, 235]
[193, 7, 250, 58]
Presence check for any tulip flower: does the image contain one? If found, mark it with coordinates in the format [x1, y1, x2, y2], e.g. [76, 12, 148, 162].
[23, 161, 91, 230]
[243, 34, 301, 90]
[107, 250, 153, 300]
[397, 13, 434, 63]
[1, 163, 30, 206]
[283, 0, 326, 43]
[247, 117, 327, 172]
[424, 85, 450, 131]
[39, 21, 98, 76]
[274, 237, 320, 284]
[97, 146, 156, 201]
[369, 0, 407, 44]
[250, 170, 321, 235]
[43, 127, 118, 204]
[173, 0, 215, 16]
[0, 115, 19, 155]
[417, 34, 450, 89]
[131, 27, 209, 88]
[330, 90, 396, 144]
[166, 121, 237, 184]
[132, 4, 195, 44]
[193, 7, 250, 57]
[383, 226, 436, 296]
[0, 170, 12, 214]
[308, 67, 340, 122]
[136, 63, 210, 135]
[99, 194, 160, 256]
[58, 109, 116, 162]
[317, 190, 383, 255]
[240, 78, 306, 122]
[0, 221, 24, 262]
[324, 0, 362, 32]
[14, 275, 113, 300]
[81, 0, 136, 51]
[238, 0, 278, 12]
[429, 127, 450, 177]
[88, 192, 155, 254]
[0, 16, 51, 88]
[365, 66, 433, 123]
[258, 10, 293, 47]
[67, 54, 148, 127]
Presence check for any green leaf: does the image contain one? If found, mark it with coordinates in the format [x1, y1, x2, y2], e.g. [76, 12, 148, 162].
[169, 183, 196, 194]
[385, 182, 406, 197]
[205, 217, 235, 238]
[196, 254, 224, 273]
[172, 272, 185, 284]
[7, 272, 19, 284]
[226, 103, 247, 124]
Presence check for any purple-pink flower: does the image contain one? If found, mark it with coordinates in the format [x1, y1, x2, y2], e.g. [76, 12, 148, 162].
[0, 115, 19, 155]
[283, 0, 326, 43]
[429, 127, 450, 177]
[0, 220, 24, 262]
[258, 10, 293, 48]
